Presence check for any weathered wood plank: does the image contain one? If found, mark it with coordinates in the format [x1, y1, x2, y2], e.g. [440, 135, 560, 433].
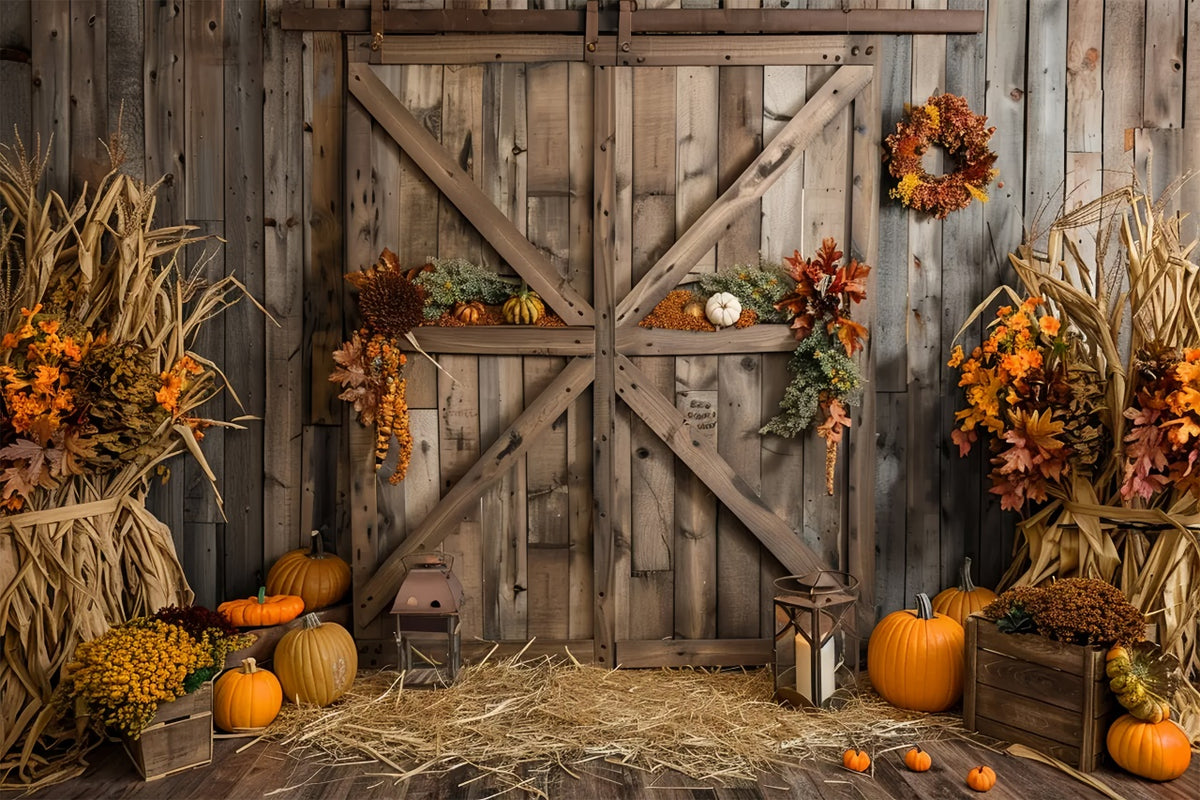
[143, 0, 184, 225]
[592, 63, 621, 667]
[183, 0, 223, 222]
[0, 0, 33, 150]
[104, 0, 143, 181]
[1143, 0, 1184, 130]
[221, 0, 266, 597]
[1066, 0, 1102, 155]
[615, 638, 770, 667]
[358, 357, 595, 623]
[616, 356, 826, 579]
[1024, 0, 1067, 228]
[904, 0, 946, 605]
[262, 0, 307, 565]
[439, 62, 485, 263]
[29, 0, 69, 195]
[68, 0, 106, 193]
[1183, 0, 1200, 245]
[1101, 0, 1145, 196]
[674, 364, 718, 640]
[523, 357, 570, 639]
[616, 64, 872, 327]
[478, 356, 527, 640]
[347, 62, 594, 325]
[305, 12, 345, 424]
[760, 64, 805, 259]
[437, 354, 483, 639]
[393, 64, 442, 268]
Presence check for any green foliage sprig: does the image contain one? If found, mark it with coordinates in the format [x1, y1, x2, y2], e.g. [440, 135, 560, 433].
[759, 329, 862, 439]
[698, 262, 793, 323]
[412, 257, 518, 319]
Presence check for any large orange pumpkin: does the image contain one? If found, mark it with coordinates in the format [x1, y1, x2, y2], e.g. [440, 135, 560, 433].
[931, 556, 997, 627]
[867, 593, 964, 712]
[1106, 713, 1192, 781]
[274, 613, 357, 707]
[266, 530, 352, 612]
[213, 657, 283, 732]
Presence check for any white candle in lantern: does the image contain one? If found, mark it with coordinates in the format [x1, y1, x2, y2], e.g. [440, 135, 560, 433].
[794, 632, 837, 705]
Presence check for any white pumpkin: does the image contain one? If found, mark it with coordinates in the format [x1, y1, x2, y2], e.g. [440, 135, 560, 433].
[705, 292, 742, 327]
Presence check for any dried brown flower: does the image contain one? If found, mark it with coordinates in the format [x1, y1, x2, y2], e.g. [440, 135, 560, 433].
[983, 578, 1145, 647]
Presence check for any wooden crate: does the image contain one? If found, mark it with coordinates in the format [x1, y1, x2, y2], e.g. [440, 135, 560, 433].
[964, 615, 1118, 772]
[121, 681, 213, 781]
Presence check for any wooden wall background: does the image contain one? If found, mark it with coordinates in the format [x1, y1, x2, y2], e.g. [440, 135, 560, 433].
[0, 0, 1195, 653]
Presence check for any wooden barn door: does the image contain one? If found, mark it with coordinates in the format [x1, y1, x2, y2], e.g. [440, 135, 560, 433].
[342, 33, 879, 669]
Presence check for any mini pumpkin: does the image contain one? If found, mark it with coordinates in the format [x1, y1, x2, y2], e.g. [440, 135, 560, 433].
[502, 287, 544, 324]
[966, 766, 996, 792]
[266, 530, 352, 612]
[213, 657, 283, 732]
[931, 556, 997, 627]
[903, 746, 932, 772]
[218, 587, 305, 628]
[705, 292, 742, 327]
[453, 300, 485, 324]
[274, 613, 358, 707]
[867, 593, 964, 712]
[1106, 713, 1191, 781]
[842, 748, 870, 772]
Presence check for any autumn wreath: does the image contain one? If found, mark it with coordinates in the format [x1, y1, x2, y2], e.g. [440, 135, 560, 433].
[884, 93, 997, 219]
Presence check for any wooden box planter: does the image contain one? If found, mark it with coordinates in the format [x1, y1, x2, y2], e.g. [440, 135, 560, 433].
[964, 615, 1118, 772]
[121, 680, 213, 781]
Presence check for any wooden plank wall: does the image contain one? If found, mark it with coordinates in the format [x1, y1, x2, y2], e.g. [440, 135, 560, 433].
[0, 0, 1196, 648]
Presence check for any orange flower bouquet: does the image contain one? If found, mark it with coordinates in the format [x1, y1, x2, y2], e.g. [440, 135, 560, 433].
[0, 136, 258, 782]
[948, 183, 1200, 739]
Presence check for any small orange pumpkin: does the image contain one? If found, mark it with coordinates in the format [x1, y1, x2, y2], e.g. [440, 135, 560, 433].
[213, 657, 283, 733]
[453, 300, 485, 324]
[867, 593, 964, 712]
[966, 766, 996, 792]
[1106, 713, 1192, 781]
[266, 530, 352, 612]
[842, 748, 870, 772]
[218, 587, 305, 627]
[931, 556, 998, 627]
[904, 746, 932, 772]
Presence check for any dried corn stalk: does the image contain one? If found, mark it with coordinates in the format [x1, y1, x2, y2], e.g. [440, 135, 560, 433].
[0, 134, 256, 786]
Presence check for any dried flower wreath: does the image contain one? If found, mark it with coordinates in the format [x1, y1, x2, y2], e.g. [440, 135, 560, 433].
[884, 93, 998, 219]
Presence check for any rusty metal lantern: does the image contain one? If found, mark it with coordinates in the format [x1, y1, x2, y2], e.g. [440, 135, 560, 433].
[390, 553, 464, 686]
[773, 570, 860, 708]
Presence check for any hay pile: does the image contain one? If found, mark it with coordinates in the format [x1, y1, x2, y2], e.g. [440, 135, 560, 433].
[262, 652, 968, 796]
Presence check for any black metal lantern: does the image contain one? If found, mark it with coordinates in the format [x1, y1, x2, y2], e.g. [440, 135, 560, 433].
[773, 570, 860, 708]
[390, 553, 464, 686]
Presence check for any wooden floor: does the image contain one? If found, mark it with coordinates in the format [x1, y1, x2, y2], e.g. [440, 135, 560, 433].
[3, 734, 1197, 800]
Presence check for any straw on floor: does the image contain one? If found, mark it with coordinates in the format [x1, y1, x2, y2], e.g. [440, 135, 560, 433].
[260, 649, 969, 797]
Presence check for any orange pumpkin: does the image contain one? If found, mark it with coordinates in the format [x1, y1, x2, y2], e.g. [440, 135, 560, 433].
[842, 749, 871, 772]
[904, 746, 932, 772]
[213, 657, 283, 733]
[867, 593, 964, 712]
[1106, 713, 1192, 781]
[931, 556, 998, 627]
[966, 766, 996, 792]
[266, 530, 352, 612]
[218, 587, 305, 627]
[274, 613, 358, 707]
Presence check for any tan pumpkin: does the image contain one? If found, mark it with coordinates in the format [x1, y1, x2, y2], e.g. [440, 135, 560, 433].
[682, 298, 706, 319]
[502, 288, 544, 324]
[266, 530, 352, 612]
[453, 300, 485, 324]
[218, 587, 305, 627]
[867, 593, 964, 712]
[213, 657, 283, 733]
[931, 556, 998, 627]
[274, 613, 358, 707]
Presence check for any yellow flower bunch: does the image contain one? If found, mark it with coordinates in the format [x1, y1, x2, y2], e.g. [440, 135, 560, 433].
[59, 618, 206, 738]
